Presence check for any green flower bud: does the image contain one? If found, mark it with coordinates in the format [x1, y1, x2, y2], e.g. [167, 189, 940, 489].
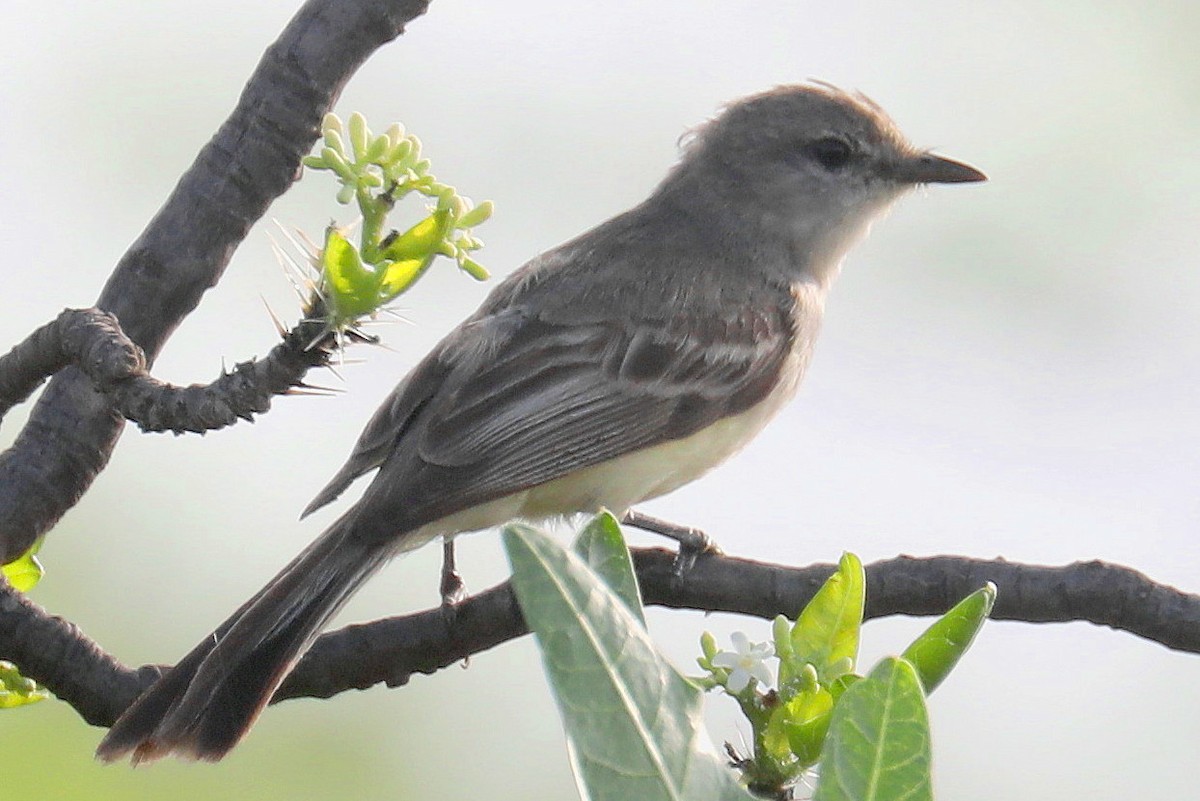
[348, 111, 370, 161]
[457, 200, 494, 229]
[700, 631, 719, 661]
[363, 134, 391, 165]
[458, 256, 490, 281]
[387, 139, 414, 167]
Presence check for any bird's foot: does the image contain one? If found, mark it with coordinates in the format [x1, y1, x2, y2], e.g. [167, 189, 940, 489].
[620, 509, 723, 575]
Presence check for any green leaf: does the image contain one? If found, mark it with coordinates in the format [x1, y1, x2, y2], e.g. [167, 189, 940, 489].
[372, 258, 422, 300]
[788, 553, 864, 684]
[572, 512, 645, 626]
[373, 208, 456, 306]
[0, 660, 49, 709]
[504, 524, 754, 801]
[782, 687, 835, 767]
[762, 705, 794, 763]
[379, 207, 453, 262]
[814, 657, 933, 801]
[2, 538, 44, 593]
[321, 226, 381, 322]
[829, 672, 861, 701]
[901, 582, 996, 694]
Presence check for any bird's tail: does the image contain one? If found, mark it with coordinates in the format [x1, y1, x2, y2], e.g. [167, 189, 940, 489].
[96, 511, 393, 763]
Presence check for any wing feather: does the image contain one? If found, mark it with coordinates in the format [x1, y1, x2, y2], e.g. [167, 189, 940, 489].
[350, 298, 797, 535]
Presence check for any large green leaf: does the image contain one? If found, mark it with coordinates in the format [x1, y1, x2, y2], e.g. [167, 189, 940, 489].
[504, 524, 753, 801]
[814, 657, 933, 801]
[571, 512, 644, 626]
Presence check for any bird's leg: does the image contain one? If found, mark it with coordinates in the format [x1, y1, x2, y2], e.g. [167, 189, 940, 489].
[439, 537, 467, 609]
[620, 509, 723, 574]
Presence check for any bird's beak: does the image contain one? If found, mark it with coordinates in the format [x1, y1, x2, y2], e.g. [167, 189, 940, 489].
[889, 152, 987, 184]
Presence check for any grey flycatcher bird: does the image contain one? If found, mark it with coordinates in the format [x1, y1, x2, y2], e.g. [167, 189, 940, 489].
[97, 83, 985, 763]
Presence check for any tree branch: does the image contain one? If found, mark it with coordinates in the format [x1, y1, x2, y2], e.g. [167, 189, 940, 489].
[0, 576, 146, 726]
[0, 307, 352, 436]
[0, 0, 431, 562]
[3, 551, 1195, 729]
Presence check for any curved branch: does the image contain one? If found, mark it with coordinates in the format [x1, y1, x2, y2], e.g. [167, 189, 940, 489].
[0, 307, 349, 435]
[0, 0, 431, 562]
[2, 551, 1195, 729]
[0, 577, 146, 726]
[0, 310, 145, 420]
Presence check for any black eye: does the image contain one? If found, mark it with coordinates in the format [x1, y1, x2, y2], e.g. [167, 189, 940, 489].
[804, 136, 853, 170]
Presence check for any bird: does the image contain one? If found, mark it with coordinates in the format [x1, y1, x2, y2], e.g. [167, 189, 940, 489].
[96, 82, 985, 763]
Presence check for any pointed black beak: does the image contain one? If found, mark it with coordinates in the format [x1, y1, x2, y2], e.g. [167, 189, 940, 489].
[889, 152, 987, 184]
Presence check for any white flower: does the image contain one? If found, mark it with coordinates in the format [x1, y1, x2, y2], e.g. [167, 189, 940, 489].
[711, 632, 774, 693]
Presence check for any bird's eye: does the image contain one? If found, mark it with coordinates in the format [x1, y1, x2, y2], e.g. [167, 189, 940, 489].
[804, 136, 853, 170]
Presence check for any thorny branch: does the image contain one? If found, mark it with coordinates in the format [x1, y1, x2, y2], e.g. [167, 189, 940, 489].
[0, 0, 432, 563]
[2, 551, 1196, 729]
[0, 307, 354, 435]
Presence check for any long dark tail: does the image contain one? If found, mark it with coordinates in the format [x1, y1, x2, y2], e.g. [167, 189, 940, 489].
[96, 511, 393, 763]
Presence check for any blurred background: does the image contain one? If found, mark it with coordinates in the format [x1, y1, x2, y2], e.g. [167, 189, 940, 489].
[2, 1, 1199, 798]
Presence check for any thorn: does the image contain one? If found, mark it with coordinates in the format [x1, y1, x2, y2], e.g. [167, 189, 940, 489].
[377, 307, 415, 325]
[285, 387, 339, 397]
[293, 380, 343, 394]
[344, 328, 380, 345]
[368, 339, 400, 354]
[260, 296, 289, 338]
[304, 327, 335, 352]
[275, 219, 322, 263]
[268, 233, 316, 306]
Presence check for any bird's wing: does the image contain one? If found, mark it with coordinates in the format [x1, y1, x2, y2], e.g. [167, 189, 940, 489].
[301, 350, 453, 518]
[350, 297, 798, 535]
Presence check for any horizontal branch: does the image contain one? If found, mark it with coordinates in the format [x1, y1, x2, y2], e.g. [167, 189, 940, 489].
[2, 550, 1196, 731]
[279, 551, 1200, 699]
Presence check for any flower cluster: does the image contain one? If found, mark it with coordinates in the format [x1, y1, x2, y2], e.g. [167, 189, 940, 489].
[300, 112, 493, 331]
